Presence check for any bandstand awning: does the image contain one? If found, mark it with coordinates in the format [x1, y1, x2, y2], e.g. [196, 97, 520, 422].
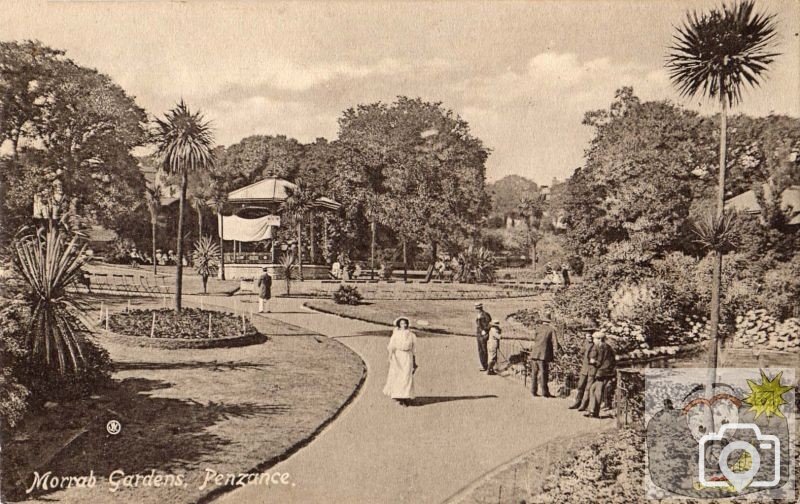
[227, 176, 341, 210]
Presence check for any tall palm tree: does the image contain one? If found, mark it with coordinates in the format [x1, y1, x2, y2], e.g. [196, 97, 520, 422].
[153, 100, 215, 311]
[667, 0, 778, 375]
[282, 179, 317, 281]
[518, 192, 547, 270]
[144, 184, 162, 276]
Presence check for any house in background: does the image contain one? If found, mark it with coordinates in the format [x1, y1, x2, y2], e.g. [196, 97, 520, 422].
[725, 183, 800, 226]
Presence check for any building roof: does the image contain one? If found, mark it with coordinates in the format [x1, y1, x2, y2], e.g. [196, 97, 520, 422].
[725, 184, 800, 225]
[227, 176, 341, 210]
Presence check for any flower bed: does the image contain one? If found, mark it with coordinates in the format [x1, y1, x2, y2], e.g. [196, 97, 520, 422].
[106, 308, 265, 349]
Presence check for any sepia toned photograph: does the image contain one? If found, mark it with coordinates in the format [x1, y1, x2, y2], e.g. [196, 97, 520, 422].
[0, 1, 798, 503]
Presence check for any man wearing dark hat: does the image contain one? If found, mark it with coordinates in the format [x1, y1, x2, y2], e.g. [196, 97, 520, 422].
[529, 310, 560, 397]
[257, 267, 272, 313]
[474, 303, 492, 371]
[569, 322, 598, 410]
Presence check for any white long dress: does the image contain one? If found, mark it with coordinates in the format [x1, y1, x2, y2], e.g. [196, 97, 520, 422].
[382, 328, 417, 399]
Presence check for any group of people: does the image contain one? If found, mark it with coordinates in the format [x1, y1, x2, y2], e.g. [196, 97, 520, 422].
[474, 303, 616, 418]
[330, 255, 363, 280]
[381, 301, 617, 417]
[543, 262, 571, 287]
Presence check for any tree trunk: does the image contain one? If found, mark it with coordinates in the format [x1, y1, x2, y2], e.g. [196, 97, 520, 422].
[175, 172, 187, 312]
[297, 220, 304, 281]
[202, 274, 208, 294]
[197, 205, 203, 238]
[531, 242, 537, 271]
[403, 240, 408, 282]
[424, 241, 437, 282]
[152, 219, 158, 276]
[370, 219, 376, 280]
[218, 211, 225, 280]
[310, 217, 316, 264]
[707, 92, 728, 391]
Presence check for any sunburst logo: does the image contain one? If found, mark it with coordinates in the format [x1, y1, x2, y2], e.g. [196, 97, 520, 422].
[742, 370, 794, 419]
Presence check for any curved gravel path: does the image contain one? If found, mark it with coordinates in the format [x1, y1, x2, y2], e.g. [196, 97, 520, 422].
[211, 295, 611, 504]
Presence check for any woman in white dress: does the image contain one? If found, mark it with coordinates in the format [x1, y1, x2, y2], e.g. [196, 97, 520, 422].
[383, 316, 417, 406]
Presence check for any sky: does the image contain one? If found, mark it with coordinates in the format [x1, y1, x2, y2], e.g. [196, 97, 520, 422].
[2, 0, 798, 184]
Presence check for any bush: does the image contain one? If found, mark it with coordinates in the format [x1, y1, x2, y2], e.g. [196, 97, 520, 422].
[333, 285, 363, 305]
[0, 300, 32, 429]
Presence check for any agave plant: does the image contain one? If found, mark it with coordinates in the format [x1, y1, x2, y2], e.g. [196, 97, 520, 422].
[457, 246, 497, 283]
[192, 235, 220, 294]
[691, 210, 739, 254]
[11, 223, 91, 373]
[279, 253, 298, 296]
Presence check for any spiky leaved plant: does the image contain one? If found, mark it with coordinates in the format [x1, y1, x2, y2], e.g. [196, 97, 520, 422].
[192, 235, 220, 294]
[279, 253, 298, 296]
[11, 223, 91, 373]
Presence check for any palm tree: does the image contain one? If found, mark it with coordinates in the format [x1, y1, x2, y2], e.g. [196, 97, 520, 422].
[518, 193, 547, 270]
[144, 184, 162, 276]
[192, 235, 220, 294]
[667, 0, 777, 374]
[153, 100, 215, 311]
[282, 179, 317, 281]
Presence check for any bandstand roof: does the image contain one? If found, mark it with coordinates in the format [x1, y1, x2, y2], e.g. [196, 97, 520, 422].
[227, 176, 340, 210]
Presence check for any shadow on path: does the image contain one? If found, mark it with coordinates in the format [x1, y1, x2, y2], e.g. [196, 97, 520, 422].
[410, 395, 498, 406]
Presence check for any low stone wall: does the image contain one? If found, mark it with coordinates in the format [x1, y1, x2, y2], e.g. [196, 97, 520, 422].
[224, 263, 330, 281]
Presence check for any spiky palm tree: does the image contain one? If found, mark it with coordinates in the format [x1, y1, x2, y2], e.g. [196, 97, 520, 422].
[667, 0, 778, 373]
[153, 100, 215, 311]
[11, 223, 91, 373]
[282, 179, 318, 281]
[144, 184, 162, 276]
[192, 235, 220, 294]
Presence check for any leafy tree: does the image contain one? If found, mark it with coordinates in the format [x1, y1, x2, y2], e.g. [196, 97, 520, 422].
[0, 41, 148, 239]
[667, 0, 778, 372]
[153, 100, 215, 312]
[518, 192, 547, 269]
[488, 175, 540, 218]
[337, 97, 490, 275]
[565, 88, 711, 257]
[218, 134, 304, 186]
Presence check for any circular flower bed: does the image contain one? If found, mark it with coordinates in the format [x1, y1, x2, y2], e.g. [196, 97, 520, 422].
[106, 308, 265, 349]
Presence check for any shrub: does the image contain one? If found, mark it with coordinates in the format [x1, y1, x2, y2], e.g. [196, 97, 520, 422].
[0, 299, 32, 429]
[333, 285, 363, 305]
[192, 235, 220, 293]
[456, 245, 496, 283]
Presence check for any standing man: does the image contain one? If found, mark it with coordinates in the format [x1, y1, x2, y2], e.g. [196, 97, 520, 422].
[585, 333, 616, 418]
[474, 303, 492, 371]
[569, 323, 597, 410]
[529, 310, 560, 398]
[257, 266, 272, 313]
[486, 321, 502, 375]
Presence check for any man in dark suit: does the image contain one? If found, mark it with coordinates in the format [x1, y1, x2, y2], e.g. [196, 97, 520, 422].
[474, 303, 492, 371]
[569, 323, 597, 409]
[585, 333, 616, 418]
[529, 310, 560, 398]
[257, 267, 272, 313]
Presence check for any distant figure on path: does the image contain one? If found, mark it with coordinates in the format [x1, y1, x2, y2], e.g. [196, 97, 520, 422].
[569, 323, 598, 410]
[257, 267, 272, 313]
[529, 311, 560, 398]
[383, 316, 417, 407]
[585, 333, 616, 418]
[561, 263, 571, 287]
[486, 321, 502, 375]
[474, 303, 492, 371]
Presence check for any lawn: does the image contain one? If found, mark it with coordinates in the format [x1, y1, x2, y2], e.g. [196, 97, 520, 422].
[2, 297, 365, 504]
[304, 296, 547, 336]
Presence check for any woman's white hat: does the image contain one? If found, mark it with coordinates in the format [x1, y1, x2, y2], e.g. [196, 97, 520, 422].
[393, 316, 411, 328]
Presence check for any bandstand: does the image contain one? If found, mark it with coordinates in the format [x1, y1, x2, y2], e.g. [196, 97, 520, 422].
[217, 176, 340, 280]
